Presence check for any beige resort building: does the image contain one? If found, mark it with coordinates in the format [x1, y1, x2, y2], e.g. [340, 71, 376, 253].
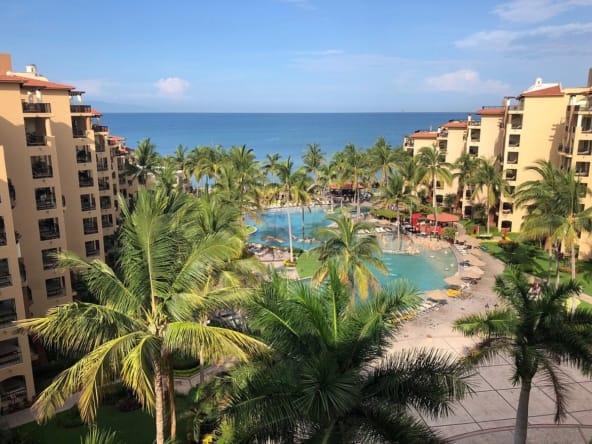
[404, 70, 592, 257]
[0, 53, 137, 412]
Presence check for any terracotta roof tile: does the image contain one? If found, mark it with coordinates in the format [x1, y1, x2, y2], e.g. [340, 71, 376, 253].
[476, 107, 505, 116]
[0, 74, 73, 90]
[441, 121, 467, 129]
[520, 84, 563, 97]
[406, 131, 437, 140]
[91, 108, 102, 116]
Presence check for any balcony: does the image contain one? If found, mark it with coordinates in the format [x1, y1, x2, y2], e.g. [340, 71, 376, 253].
[85, 241, 100, 257]
[46, 277, 66, 298]
[98, 180, 110, 192]
[26, 133, 47, 146]
[39, 219, 60, 241]
[0, 339, 21, 368]
[32, 164, 53, 178]
[83, 223, 99, 235]
[35, 189, 56, 210]
[502, 203, 514, 215]
[42, 248, 59, 270]
[0, 300, 16, 327]
[78, 174, 94, 188]
[76, 150, 92, 164]
[92, 125, 109, 133]
[470, 131, 481, 142]
[505, 170, 517, 181]
[70, 105, 91, 113]
[97, 161, 109, 172]
[0, 376, 28, 412]
[22, 102, 51, 113]
[96, 143, 106, 153]
[508, 135, 521, 148]
[100, 197, 111, 210]
[72, 128, 87, 138]
[0, 272, 11, 288]
[102, 216, 113, 228]
[81, 199, 96, 211]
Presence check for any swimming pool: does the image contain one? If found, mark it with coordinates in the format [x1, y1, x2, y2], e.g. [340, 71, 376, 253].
[249, 207, 457, 290]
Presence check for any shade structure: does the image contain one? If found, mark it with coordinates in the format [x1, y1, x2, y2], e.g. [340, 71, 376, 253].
[464, 254, 485, 267]
[463, 267, 484, 278]
[445, 275, 464, 286]
[425, 289, 448, 301]
[426, 212, 459, 223]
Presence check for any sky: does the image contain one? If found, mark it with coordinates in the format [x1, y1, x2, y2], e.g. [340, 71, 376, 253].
[3, 0, 592, 112]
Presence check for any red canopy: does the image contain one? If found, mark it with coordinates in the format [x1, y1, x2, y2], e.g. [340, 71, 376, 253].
[426, 212, 459, 223]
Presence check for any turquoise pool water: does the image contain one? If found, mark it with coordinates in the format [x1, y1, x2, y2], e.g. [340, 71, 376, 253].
[249, 207, 456, 290]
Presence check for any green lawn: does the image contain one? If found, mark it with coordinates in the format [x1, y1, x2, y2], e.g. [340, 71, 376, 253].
[296, 251, 320, 278]
[17, 393, 194, 444]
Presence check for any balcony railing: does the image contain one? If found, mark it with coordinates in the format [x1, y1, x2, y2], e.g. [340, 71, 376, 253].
[42, 256, 58, 270]
[26, 134, 47, 146]
[97, 163, 109, 172]
[92, 125, 109, 133]
[72, 128, 87, 138]
[100, 201, 111, 210]
[575, 170, 590, 177]
[86, 247, 100, 257]
[0, 232, 6, 247]
[77, 152, 92, 163]
[22, 102, 51, 113]
[0, 305, 16, 327]
[96, 143, 106, 152]
[83, 224, 99, 235]
[81, 201, 96, 211]
[79, 177, 94, 187]
[102, 219, 113, 228]
[36, 197, 56, 210]
[40, 228, 60, 241]
[0, 273, 11, 288]
[46, 284, 66, 298]
[98, 182, 110, 191]
[32, 166, 53, 178]
[0, 349, 21, 368]
[70, 105, 91, 113]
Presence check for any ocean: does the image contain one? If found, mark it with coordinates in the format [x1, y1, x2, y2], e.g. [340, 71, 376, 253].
[101, 112, 467, 162]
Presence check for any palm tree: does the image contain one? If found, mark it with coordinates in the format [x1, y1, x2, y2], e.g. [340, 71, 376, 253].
[312, 212, 387, 304]
[275, 157, 307, 262]
[222, 269, 472, 443]
[453, 266, 592, 444]
[292, 173, 313, 240]
[514, 160, 592, 283]
[470, 156, 508, 235]
[18, 189, 264, 444]
[302, 143, 325, 195]
[417, 146, 452, 229]
[172, 144, 192, 190]
[368, 136, 397, 186]
[376, 173, 419, 250]
[128, 138, 161, 185]
[452, 153, 478, 213]
[342, 144, 366, 219]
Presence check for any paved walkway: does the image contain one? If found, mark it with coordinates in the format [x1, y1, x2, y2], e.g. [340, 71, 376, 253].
[389, 246, 592, 443]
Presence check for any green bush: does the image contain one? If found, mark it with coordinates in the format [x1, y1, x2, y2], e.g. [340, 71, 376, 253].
[369, 208, 397, 220]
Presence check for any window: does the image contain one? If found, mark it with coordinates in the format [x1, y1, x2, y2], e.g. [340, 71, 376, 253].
[99, 196, 111, 210]
[42, 248, 59, 270]
[470, 129, 481, 142]
[85, 240, 100, 257]
[0, 259, 11, 287]
[0, 338, 21, 366]
[38, 218, 60, 240]
[35, 187, 56, 210]
[505, 169, 517, 181]
[83, 217, 99, 235]
[80, 194, 96, 211]
[76, 145, 92, 163]
[0, 217, 6, 246]
[575, 162, 590, 177]
[78, 170, 94, 187]
[506, 152, 519, 165]
[101, 214, 113, 228]
[98, 177, 110, 191]
[46, 276, 66, 298]
[508, 135, 520, 147]
[578, 140, 592, 155]
[31, 155, 53, 178]
[468, 146, 478, 157]
[582, 117, 592, 132]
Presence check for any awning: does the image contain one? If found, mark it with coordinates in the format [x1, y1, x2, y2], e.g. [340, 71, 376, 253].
[426, 212, 460, 223]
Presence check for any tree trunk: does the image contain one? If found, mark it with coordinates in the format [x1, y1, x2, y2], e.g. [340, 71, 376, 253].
[154, 360, 166, 444]
[397, 206, 402, 251]
[302, 207, 305, 240]
[199, 346, 205, 384]
[432, 173, 438, 235]
[571, 246, 578, 315]
[513, 378, 532, 444]
[287, 208, 294, 262]
[168, 365, 177, 441]
[546, 249, 553, 285]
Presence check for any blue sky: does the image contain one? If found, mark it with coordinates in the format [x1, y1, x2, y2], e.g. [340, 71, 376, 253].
[3, 0, 592, 112]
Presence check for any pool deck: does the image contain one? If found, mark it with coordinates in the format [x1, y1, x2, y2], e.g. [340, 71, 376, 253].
[388, 245, 592, 443]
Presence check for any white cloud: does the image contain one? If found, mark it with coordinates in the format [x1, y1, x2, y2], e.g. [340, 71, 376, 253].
[154, 77, 190, 97]
[493, 0, 592, 23]
[424, 70, 510, 93]
[455, 22, 592, 52]
[65, 79, 115, 96]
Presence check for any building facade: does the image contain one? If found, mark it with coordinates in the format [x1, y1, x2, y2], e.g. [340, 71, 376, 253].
[0, 53, 137, 411]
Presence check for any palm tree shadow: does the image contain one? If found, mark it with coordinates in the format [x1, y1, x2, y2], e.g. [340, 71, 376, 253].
[495, 242, 545, 275]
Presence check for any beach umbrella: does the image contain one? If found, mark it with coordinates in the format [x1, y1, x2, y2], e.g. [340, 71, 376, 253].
[463, 267, 484, 278]
[465, 254, 485, 267]
[445, 275, 464, 286]
[425, 289, 447, 301]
